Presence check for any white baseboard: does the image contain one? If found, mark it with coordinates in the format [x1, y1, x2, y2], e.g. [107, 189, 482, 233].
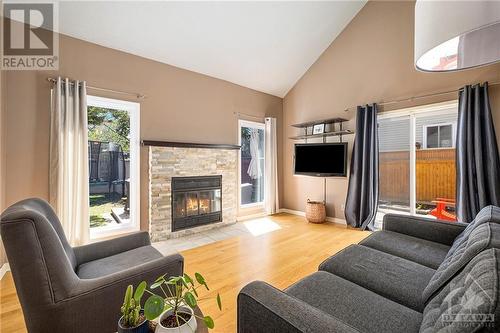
[279, 208, 347, 225]
[0, 263, 10, 280]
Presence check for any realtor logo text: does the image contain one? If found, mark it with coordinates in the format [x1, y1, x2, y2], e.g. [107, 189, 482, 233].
[2, 2, 59, 70]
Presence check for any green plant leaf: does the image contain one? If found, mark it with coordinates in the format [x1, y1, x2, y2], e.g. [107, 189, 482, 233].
[150, 280, 164, 289]
[144, 295, 165, 320]
[154, 275, 165, 283]
[195, 272, 209, 290]
[166, 276, 182, 285]
[183, 273, 194, 286]
[216, 293, 222, 311]
[203, 316, 215, 329]
[183, 291, 197, 308]
[180, 277, 190, 289]
[194, 272, 205, 284]
[134, 281, 147, 303]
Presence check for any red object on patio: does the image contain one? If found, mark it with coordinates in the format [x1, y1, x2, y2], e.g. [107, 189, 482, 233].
[430, 198, 457, 221]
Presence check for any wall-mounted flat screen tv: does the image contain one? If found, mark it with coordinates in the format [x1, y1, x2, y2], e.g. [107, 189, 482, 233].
[294, 143, 348, 177]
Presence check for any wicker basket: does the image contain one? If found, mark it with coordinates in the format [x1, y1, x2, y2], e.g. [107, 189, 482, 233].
[305, 199, 326, 224]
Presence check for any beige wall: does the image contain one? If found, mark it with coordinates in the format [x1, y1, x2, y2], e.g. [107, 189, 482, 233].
[282, 0, 500, 219]
[3, 32, 283, 232]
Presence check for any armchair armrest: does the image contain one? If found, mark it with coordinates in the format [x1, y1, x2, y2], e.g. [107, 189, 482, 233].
[74, 231, 151, 265]
[70, 253, 184, 299]
[383, 214, 467, 246]
[48, 253, 184, 332]
[238, 281, 360, 333]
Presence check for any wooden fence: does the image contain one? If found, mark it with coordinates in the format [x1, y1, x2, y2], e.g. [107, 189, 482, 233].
[379, 149, 456, 203]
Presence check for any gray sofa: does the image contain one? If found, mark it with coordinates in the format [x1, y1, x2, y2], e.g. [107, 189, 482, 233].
[0, 198, 184, 333]
[238, 206, 500, 332]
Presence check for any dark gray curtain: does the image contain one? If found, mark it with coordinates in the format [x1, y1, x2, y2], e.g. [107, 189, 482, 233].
[345, 104, 379, 230]
[456, 83, 500, 223]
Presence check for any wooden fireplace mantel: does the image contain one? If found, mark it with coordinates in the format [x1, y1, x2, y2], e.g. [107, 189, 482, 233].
[142, 140, 241, 150]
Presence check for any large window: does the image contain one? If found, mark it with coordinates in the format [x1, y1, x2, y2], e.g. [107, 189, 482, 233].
[376, 101, 458, 229]
[239, 120, 265, 207]
[87, 96, 140, 239]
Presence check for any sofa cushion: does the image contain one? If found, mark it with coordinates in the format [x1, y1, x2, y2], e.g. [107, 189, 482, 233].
[420, 248, 500, 333]
[285, 271, 423, 333]
[360, 230, 450, 269]
[319, 244, 435, 311]
[423, 223, 500, 304]
[445, 205, 500, 260]
[77, 245, 163, 279]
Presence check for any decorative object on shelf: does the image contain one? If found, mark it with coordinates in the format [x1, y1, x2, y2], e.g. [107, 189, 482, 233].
[144, 273, 222, 332]
[415, 0, 500, 72]
[305, 199, 326, 224]
[312, 123, 325, 135]
[118, 282, 150, 333]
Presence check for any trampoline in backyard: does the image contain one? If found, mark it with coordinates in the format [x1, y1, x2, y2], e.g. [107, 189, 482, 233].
[88, 140, 130, 228]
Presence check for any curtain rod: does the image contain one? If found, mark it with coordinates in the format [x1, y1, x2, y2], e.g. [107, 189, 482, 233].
[234, 111, 265, 120]
[344, 80, 500, 112]
[47, 77, 146, 99]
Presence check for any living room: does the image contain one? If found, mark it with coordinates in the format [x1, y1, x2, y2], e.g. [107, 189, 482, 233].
[1, 1, 500, 332]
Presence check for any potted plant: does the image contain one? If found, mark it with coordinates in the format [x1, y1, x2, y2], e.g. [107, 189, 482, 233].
[143, 273, 222, 332]
[118, 281, 149, 333]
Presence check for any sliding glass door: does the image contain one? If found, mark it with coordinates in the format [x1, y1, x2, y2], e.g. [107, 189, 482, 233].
[376, 102, 458, 229]
[376, 115, 411, 229]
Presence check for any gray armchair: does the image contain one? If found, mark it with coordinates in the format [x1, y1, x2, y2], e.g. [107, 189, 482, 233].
[0, 198, 184, 333]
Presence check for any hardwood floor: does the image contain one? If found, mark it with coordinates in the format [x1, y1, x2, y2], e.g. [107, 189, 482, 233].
[0, 213, 370, 333]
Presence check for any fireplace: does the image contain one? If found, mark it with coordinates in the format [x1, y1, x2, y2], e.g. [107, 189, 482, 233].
[171, 176, 222, 231]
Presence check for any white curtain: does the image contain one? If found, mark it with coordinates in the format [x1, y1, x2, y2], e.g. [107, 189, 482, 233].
[264, 117, 279, 214]
[49, 77, 89, 246]
[247, 128, 262, 180]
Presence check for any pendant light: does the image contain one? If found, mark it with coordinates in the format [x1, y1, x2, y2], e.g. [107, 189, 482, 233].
[415, 0, 500, 72]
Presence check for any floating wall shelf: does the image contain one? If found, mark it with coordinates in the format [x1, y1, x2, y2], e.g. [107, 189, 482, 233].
[290, 117, 354, 141]
[289, 129, 353, 140]
[291, 117, 349, 128]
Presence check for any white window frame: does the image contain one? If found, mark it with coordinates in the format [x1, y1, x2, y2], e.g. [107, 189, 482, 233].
[238, 119, 266, 209]
[378, 100, 458, 216]
[422, 122, 456, 149]
[87, 95, 141, 240]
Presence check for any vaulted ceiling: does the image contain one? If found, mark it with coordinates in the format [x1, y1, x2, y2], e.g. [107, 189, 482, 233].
[20, 1, 367, 97]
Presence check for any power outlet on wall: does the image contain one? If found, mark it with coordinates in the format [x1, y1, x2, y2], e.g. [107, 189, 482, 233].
[341, 204, 345, 211]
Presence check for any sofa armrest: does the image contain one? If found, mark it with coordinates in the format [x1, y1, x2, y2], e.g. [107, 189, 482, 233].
[74, 231, 151, 265]
[237, 281, 360, 333]
[383, 214, 467, 246]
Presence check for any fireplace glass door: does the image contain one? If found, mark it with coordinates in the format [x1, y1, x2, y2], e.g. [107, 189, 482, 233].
[173, 193, 186, 218]
[171, 176, 223, 231]
[198, 189, 222, 214]
[186, 192, 199, 216]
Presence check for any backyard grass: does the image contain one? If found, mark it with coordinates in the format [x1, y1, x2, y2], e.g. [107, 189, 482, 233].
[89, 193, 125, 228]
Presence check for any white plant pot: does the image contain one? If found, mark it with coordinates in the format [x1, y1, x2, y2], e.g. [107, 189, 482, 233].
[155, 306, 197, 333]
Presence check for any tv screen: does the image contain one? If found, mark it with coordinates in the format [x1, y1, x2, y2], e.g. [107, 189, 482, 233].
[294, 143, 348, 177]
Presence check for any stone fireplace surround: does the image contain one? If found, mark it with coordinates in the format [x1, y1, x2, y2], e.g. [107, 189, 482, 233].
[148, 144, 238, 242]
